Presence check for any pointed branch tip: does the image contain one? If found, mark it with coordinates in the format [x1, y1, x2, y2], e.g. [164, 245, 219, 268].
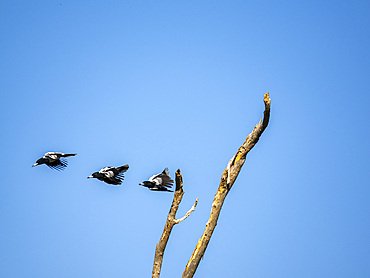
[264, 92, 271, 106]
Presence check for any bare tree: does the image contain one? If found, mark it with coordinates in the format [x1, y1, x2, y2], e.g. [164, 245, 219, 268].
[152, 170, 198, 278]
[152, 93, 271, 278]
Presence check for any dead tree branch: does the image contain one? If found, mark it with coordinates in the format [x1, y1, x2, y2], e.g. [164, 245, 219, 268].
[181, 93, 271, 278]
[152, 169, 198, 278]
[174, 198, 198, 224]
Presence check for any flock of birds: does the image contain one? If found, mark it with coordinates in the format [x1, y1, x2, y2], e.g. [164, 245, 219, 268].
[32, 152, 174, 192]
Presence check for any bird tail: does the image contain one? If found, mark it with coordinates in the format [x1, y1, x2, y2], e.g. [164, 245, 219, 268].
[118, 164, 129, 173]
[63, 153, 77, 157]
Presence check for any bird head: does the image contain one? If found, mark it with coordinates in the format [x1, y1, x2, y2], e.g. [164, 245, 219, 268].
[32, 157, 47, 167]
[87, 172, 102, 179]
[139, 181, 153, 188]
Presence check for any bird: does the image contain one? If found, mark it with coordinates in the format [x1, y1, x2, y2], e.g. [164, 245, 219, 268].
[32, 152, 77, 170]
[87, 165, 129, 185]
[139, 168, 174, 192]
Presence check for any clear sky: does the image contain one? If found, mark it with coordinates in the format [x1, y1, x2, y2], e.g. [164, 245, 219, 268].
[1, 1, 369, 277]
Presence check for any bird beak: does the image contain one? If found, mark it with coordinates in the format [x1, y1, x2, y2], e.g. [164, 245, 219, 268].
[139, 182, 143, 185]
[32, 163, 38, 167]
[87, 175, 93, 179]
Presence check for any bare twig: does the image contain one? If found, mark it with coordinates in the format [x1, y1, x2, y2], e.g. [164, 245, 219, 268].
[174, 198, 199, 224]
[152, 169, 198, 278]
[181, 93, 271, 278]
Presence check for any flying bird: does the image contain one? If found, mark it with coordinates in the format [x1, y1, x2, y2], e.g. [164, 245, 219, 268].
[32, 152, 77, 170]
[139, 168, 174, 192]
[87, 165, 129, 185]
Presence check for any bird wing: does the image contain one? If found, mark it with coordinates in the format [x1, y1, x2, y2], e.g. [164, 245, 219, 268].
[60, 153, 77, 157]
[117, 165, 129, 173]
[148, 173, 162, 184]
[45, 152, 76, 159]
[158, 174, 174, 188]
[149, 169, 173, 188]
[99, 167, 125, 185]
[45, 152, 63, 160]
[100, 167, 113, 172]
[47, 159, 68, 171]
[100, 167, 116, 178]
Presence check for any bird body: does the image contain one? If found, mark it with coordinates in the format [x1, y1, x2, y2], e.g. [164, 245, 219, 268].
[140, 168, 174, 192]
[32, 152, 77, 170]
[88, 165, 129, 185]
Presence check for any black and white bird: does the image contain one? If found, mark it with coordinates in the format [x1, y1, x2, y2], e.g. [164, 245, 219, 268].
[139, 168, 174, 192]
[32, 152, 77, 170]
[87, 165, 129, 185]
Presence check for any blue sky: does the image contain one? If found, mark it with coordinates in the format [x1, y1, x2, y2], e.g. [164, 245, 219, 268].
[1, 1, 369, 277]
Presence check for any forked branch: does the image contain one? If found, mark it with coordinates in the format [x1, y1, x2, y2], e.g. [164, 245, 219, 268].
[152, 170, 198, 278]
[181, 93, 271, 278]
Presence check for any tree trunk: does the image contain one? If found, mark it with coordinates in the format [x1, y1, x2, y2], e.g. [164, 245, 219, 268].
[181, 93, 271, 278]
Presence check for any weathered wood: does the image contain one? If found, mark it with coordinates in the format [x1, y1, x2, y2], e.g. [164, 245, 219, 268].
[181, 93, 271, 278]
[152, 170, 198, 278]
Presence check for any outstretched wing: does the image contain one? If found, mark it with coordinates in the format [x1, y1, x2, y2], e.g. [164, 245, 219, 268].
[60, 153, 77, 158]
[47, 158, 68, 171]
[117, 165, 129, 173]
[45, 152, 64, 160]
[45, 152, 77, 159]
[113, 165, 129, 182]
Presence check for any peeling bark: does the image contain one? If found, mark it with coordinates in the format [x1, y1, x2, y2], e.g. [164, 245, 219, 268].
[152, 170, 198, 278]
[181, 93, 271, 278]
